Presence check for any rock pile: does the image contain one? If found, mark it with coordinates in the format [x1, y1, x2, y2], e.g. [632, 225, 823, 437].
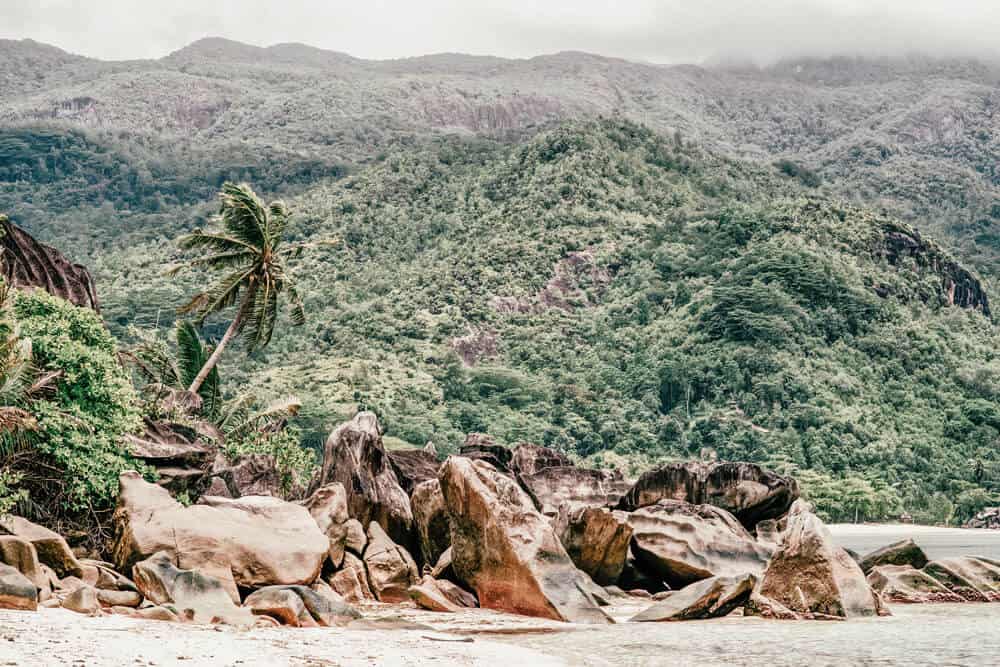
[966, 507, 1000, 530]
[4, 410, 994, 631]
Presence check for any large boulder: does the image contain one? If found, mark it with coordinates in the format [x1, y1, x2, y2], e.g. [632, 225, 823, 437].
[0, 216, 99, 310]
[387, 448, 440, 494]
[112, 471, 327, 600]
[520, 467, 631, 516]
[554, 506, 632, 586]
[618, 462, 798, 530]
[95, 589, 141, 608]
[133, 551, 253, 625]
[0, 563, 37, 611]
[362, 522, 419, 603]
[343, 519, 367, 556]
[309, 412, 413, 549]
[0, 515, 83, 579]
[753, 504, 885, 619]
[858, 539, 928, 574]
[867, 565, 965, 603]
[243, 585, 360, 627]
[922, 557, 1000, 602]
[61, 585, 100, 615]
[966, 507, 1000, 529]
[408, 575, 464, 613]
[458, 433, 513, 473]
[303, 483, 350, 568]
[628, 500, 773, 589]
[438, 456, 611, 624]
[411, 479, 450, 567]
[510, 443, 571, 476]
[0, 535, 47, 593]
[327, 552, 374, 603]
[630, 574, 756, 622]
[79, 558, 138, 593]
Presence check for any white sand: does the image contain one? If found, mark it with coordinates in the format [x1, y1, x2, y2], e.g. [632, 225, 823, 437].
[0, 607, 570, 667]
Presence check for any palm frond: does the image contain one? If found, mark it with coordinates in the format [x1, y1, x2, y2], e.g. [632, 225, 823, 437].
[266, 200, 289, 249]
[284, 278, 306, 327]
[218, 183, 268, 249]
[224, 395, 301, 442]
[241, 274, 278, 353]
[217, 390, 257, 431]
[178, 250, 256, 272]
[178, 266, 255, 320]
[178, 230, 259, 255]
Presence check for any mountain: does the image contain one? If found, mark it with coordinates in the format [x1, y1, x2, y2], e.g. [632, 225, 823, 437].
[1, 39, 998, 521]
[2, 39, 1000, 284]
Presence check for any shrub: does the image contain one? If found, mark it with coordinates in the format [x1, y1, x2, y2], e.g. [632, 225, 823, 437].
[12, 289, 142, 512]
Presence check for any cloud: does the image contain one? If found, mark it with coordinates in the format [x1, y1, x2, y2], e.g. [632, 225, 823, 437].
[1, 0, 999, 64]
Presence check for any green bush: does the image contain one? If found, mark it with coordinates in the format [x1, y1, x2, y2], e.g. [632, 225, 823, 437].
[13, 289, 142, 511]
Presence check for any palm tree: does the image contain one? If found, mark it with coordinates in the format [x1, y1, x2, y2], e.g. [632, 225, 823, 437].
[173, 182, 324, 394]
[124, 320, 221, 417]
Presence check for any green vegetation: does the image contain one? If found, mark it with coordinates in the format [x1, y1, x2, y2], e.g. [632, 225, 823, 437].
[172, 182, 319, 392]
[275, 119, 995, 522]
[127, 318, 313, 496]
[3, 108, 999, 523]
[1, 286, 141, 519]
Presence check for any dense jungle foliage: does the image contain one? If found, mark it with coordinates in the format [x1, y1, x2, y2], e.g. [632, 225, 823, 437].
[0, 287, 142, 524]
[26, 118, 987, 525]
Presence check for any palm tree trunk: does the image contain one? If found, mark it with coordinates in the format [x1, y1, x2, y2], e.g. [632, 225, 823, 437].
[188, 288, 254, 394]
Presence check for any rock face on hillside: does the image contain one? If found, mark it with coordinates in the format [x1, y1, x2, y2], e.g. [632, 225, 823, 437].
[438, 456, 611, 624]
[628, 500, 773, 589]
[965, 507, 1000, 529]
[510, 443, 572, 476]
[875, 224, 990, 315]
[112, 472, 328, 600]
[0, 217, 100, 311]
[309, 413, 413, 549]
[617, 462, 799, 530]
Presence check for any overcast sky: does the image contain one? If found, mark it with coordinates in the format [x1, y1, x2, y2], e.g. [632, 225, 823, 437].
[2, 0, 1000, 64]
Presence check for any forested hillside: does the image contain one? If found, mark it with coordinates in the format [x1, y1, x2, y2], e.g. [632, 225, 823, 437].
[1, 38, 999, 523]
[89, 119, 1000, 524]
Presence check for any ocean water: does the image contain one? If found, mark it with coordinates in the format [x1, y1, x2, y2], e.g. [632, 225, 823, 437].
[501, 525, 1000, 666]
